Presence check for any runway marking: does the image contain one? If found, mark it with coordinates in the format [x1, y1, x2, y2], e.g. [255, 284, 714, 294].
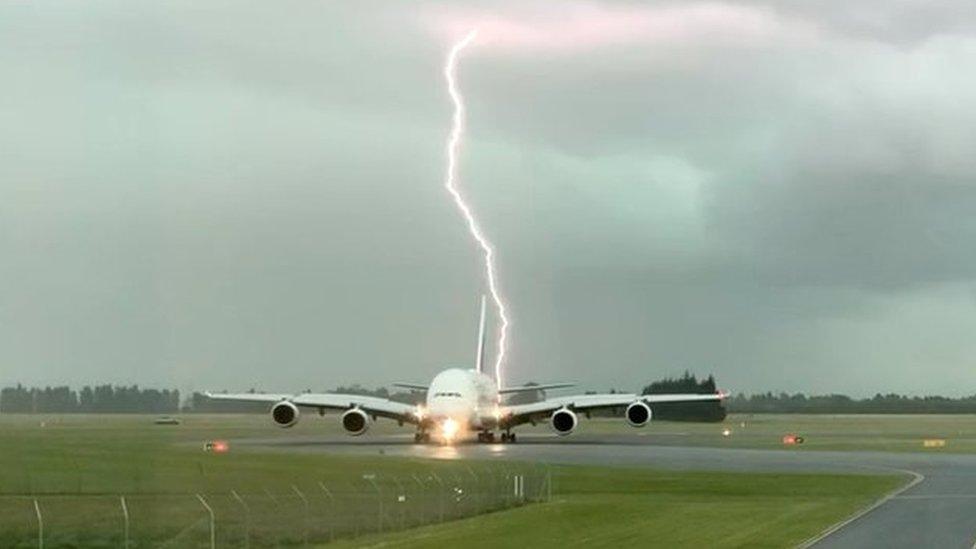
[796, 466, 924, 549]
[892, 494, 976, 500]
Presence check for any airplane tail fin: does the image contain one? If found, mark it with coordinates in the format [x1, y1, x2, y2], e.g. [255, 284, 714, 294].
[475, 295, 487, 376]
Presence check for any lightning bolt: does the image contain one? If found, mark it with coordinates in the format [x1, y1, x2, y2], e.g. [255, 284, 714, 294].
[443, 30, 509, 389]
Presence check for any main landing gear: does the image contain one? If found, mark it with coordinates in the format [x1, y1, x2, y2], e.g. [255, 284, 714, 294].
[412, 430, 516, 444]
[478, 431, 517, 443]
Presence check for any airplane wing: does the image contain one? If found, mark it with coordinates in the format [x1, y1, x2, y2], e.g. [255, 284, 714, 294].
[205, 392, 420, 423]
[501, 392, 725, 425]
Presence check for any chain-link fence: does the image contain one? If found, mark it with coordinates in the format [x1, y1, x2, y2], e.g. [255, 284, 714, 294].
[0, 467, 551, 547]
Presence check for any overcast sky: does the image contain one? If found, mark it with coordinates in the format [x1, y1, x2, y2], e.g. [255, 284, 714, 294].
[1, 0, 974, 396]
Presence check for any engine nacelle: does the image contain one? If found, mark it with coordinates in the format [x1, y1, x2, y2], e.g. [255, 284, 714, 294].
[341, 408, 370, 436]
[270, 401, 299, 428]
[625, 401, 652, 427]
[550, 408, 578, 436]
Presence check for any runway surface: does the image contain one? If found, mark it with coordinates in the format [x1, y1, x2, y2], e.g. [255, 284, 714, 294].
[237, 433, 976, 548]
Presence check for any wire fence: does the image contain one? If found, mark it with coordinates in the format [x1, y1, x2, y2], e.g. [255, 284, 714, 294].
[0, 467, 551, 548]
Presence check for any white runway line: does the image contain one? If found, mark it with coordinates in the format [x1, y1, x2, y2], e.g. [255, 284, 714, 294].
[795, 467, 924, 549]
[892, 494, 976, 500]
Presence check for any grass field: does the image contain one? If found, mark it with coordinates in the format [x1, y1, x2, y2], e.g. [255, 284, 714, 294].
[67, 409, 973, 455]
[163, 411, 976, 454]
[329, 466, 901, 548]
[1, 414, 552, 547]
[561, 413, 976, 453]
[0, 413, 919, 547]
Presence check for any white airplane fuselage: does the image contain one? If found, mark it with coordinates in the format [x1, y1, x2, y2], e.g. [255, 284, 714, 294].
[424, 368, 498, 433]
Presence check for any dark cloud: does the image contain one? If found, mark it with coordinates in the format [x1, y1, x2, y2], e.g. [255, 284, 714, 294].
[0, 1, 973, 396]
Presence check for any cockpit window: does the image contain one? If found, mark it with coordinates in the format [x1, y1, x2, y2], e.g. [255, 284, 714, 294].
[433, 392, 462, 398]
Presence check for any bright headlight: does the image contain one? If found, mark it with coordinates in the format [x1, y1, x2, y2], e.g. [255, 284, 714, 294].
[442, 418, 460, 440]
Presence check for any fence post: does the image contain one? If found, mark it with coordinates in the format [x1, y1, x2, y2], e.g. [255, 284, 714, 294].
[547, 468, 552, 502]
[410, 475, 426, 525]
[263, 488, 284, 546]
[33, 499, 43, 549]
[466, 467, 480, 511]
[196, 494, 216, 549]
[317, 482, 335, 542]
[451, 472, 466, 517]
[364, 475, 382, 532]
[389, 477, 406, 529]
[482, 466, 495, 508]
[231, 490, 250, 549]
[291, 485, 309, 547]
[430, 473, 446, 522]
[504, 467, 515, 507]
[120, 496, 130, 549]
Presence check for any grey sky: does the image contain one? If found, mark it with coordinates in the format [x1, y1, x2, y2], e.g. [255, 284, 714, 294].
[1, 1, 974, 396]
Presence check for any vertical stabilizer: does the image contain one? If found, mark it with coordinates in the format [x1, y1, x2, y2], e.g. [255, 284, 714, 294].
[475, 295, 487, 375]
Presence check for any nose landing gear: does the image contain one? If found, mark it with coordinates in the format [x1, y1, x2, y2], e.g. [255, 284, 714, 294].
[476, 431, 496, 443]
[500, 432, 516, 443]
[413, 431, 431, 444]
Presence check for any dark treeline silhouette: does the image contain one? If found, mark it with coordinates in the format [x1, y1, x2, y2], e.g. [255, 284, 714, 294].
[0, 384, 179, 414]
[576, 372, 724, 422]
[727, 392, 976, 414]
[5, 380, 975, 416]
[641, 371, 726, 422]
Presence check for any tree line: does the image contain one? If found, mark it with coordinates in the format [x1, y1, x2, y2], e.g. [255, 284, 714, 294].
[3, 378, 976, 416]
[641, 371, 726, 422]
[0, 384, 180, 414]
[726, 392, 976, 414]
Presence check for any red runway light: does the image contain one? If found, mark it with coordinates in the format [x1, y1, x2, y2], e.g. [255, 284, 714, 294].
[782, 434, 804, 445]
[205, 440, 230, 453]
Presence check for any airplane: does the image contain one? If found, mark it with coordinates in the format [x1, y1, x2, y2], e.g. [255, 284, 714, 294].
[206, 297, 726, 444]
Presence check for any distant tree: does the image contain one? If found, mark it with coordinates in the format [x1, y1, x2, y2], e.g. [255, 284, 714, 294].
[642, 372, 726, 422]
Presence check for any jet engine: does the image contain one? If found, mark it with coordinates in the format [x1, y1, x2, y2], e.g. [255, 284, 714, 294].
[625, 401, 652, 427]
[270, 401, 299, 428]
[550, 408, 578, 436]
[341, 408, 370, 436]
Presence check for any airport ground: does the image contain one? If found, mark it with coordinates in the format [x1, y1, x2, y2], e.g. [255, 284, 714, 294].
[2, 413, 975, 547]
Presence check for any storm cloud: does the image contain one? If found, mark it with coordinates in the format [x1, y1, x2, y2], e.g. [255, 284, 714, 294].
[1, 1, 974, 396]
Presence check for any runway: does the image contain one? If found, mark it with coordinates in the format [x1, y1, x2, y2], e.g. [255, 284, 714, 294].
[237, 433, 976, 548]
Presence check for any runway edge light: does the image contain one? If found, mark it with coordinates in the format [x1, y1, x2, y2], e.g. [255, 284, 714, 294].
[204, 440, 229, 453]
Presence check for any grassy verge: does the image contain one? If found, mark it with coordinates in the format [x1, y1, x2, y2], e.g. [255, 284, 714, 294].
[518, 413, 976, 454]
[0, 414, 908, 547]
[0, 414, 541, 546]
[329, 466, 903, 548]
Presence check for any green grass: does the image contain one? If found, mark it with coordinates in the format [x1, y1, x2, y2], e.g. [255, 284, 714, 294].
[0, 414, 462, 495]
[0, 414, 912, 547]
[0, 414, 538, 546]
[550, 413, 976, 453]
[329, 466, 903, 548]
